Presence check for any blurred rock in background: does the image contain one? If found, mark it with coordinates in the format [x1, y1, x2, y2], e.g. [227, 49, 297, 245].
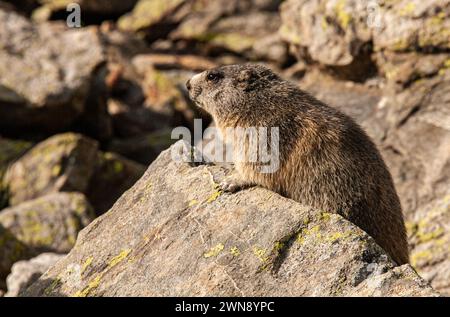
[0, 192, 94, 285]
[5, 252, 65, 297]
[0, 0, 448, 296]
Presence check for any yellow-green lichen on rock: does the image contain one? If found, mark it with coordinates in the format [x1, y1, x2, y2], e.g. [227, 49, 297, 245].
[279, 23, 302, 45]
[204, 243, 224, 258]
[72, 249, 132, 297]
[334, 0, 352, 29]
[81, 256, 94, 275]
[109, 249, 132, 268]
[206, 190, 222, 203]
[188, 199, 198, 207]
[43, 275, 63, 296]
[252, 246, 269, 263]
[296, 213, 361, 246]
[230, 246, 240, 257]
[72, 273, 103, 297]
[398, 2, 416, 17]
[0, 137, 32, 168]
[418, 21, 450, 49]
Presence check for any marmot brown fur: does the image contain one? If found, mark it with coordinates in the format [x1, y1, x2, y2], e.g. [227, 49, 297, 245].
[186, 63, 409, 265]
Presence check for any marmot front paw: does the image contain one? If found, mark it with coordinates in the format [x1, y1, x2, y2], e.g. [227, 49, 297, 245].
[219, 178, 255, 193]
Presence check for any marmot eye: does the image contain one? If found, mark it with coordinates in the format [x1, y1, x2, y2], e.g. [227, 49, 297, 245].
[206, 72, 222, 82]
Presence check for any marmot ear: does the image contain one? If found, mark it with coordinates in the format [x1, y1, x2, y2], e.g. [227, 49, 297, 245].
[236, 69, 258, 91]
[237, 69, 255, 82]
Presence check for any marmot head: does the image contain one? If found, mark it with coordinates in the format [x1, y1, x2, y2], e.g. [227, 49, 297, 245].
[186, 64, 282, 121]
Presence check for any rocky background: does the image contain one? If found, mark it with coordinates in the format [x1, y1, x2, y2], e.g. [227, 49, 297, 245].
[0, 0, 448, 297]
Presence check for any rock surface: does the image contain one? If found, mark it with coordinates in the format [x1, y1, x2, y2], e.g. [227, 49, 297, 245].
[279, 0, 450, 80]
[22, 143, 437, 297]
[279, 0, 373, 67]
[5, 252, 65, 297]
[0, 137, 33, 209]
[86, 152, 145, 214]
[380, 71, 450, 296]
[0, 192, 94, 281]
[172, 11, 285, 61]
[407, 194, 450, 295]
[0, 224, 29, 289]
[382, 72, 450, 218]
[4, 133, 99, 206]
[280, 0, 450, 60]
[117, 0, 187, 36]
[0, 137, 32, 173]
[118, 0, 288, 64]
[0, 8, 105, 134]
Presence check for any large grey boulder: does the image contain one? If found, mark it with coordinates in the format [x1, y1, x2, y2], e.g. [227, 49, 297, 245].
[0, 8, 105, 134]
[279, 0, 372, 67]
[22, 143, 437, 296]
[280, 0, 450, 63]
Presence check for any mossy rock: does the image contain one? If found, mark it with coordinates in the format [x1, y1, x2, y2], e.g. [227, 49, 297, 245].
[4, 133, 99, 206]
[0, 192, 94, 280]
[279, 0, 449, 68]
[375, 4, 450, 52]
[172, 10, 281, 56]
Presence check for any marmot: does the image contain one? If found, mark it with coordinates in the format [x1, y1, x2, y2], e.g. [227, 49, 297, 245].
[186, 64, 409, 265]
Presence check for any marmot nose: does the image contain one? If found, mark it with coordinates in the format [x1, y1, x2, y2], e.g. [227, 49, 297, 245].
[186, 79, 191, 91]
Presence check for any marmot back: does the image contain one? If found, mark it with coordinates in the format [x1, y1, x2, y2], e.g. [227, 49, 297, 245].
[186, 64, 409, 265]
